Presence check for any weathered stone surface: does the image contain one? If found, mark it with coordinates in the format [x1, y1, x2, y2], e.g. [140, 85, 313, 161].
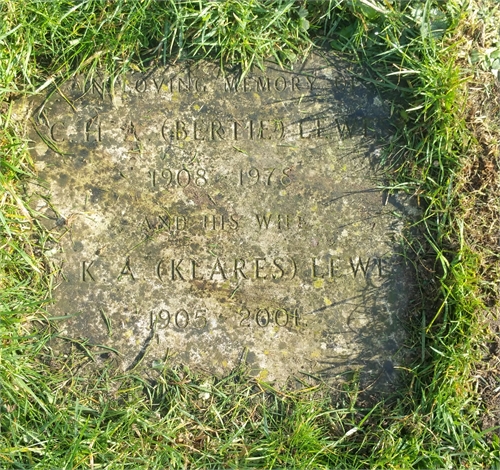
[23, 53, 415, 387]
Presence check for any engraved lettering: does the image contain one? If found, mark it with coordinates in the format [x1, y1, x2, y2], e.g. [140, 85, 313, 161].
[194, 120, 207, 140]
[233, 120, 251, 140]
[248, 168, 260, 185]
[171, 259, 185, 281]
[191, 259, 203, 280]
[175, 309, 189, 328]
[239, 307, 251, 326]
[254, 213, 301, 229]
[27, 55, 404, 377]
[209, 258, 227, 280]
[153, 77, 165, 93]
[293, 308, 301, 326]
[203, 214, 238, 231]
[193, 309, 208, 328]
[290, 257, 297, 280]
[275, 308, 288, 326]
[84, 116, 101, 142]
[256, 308, 270, 327]
[299, 119, 322, 139]
[158, 215, 172, 230]
[257, 120, 270, 139]
[224, 76, 238, 92]
[169, 119, 293, 141]
[151, 168, 207, 189]
[224, 74, 315, 93]
[135, 78, 147, 93]
[276, 214, 289, 230]
[311, 258, 324, 278]
[234, 259, 248, 279]
[299, 121, 307, 139]
[256, 214, 271, 229]
[156, 260, 164, 282]
[335, 118, 352, 139]
[255, 258, 267, 279]
[211, 120, 225, 140]
[275, 120, 285, 139]
[305, 75, 317, 90]
[346, 117, 368, 137]
[161, 119, 171, 141]
[218, 215, 226, 230]
[195, 169, 207, 186]
[176, 121, 187, 140]
[203, 215, 215, 230]
[142, 215, 187, 232]
[272, 258, 285, 279]
[87, 78, 108, 98]
[377, 258, 383, 276]
[142, 216, 155, 230]
[194, 78, 206, 92]
[243, 77, 252, 92]
[149, 169, 156, 187]
[349, 257, 370, 278]
[237, 306, 301, 328]
[228, 215, 239, 230]
[256, 77, 270, 92]
[329, 258, 340, 278]
[151, 309, 170, 329]
[119, 257, 135, 281]
[248, 120, 255, 139]
[240, 167, 292, 186]
[164, 119, 287, 141]
[156, 215, 186, 231]
[176, 216, 186, 230]
[151, 307, 207, 331]
[177, 168, 190, 187]
[82, 261, 95, 282]
[50, 122, 65, 142]
[178, 77, 190, 92]
[274, 76, 287, 92]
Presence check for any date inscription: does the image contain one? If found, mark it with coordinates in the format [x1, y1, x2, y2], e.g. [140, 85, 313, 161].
[239, 307, 301, 328]
[151, 307, 208, 330]
[238, 167, 292, 186]
[148, 305, 301, 334]
[149, 168, 208, 188]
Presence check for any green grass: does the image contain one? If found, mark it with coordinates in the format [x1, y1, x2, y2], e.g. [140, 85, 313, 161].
[1, 0, 499, 467]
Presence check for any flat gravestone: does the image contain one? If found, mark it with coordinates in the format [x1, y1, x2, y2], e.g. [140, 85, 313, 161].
[23, 53, 414, 387]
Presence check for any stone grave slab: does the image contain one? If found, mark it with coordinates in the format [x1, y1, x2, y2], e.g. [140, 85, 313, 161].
[23, 52, 415, 387]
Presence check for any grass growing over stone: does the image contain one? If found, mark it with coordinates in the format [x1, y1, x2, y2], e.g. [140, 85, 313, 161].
[1, 0, 499, 467]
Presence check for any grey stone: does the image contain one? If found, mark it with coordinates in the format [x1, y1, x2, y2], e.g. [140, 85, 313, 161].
[21, 53, 416, 387]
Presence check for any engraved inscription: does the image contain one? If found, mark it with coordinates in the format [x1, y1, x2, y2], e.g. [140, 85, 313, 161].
[224, 74, 316, 93]
[73, 254, 386, 284]
[151, 307, 208, 331]
[239, 167, 292, 186]
[239, 307, 301, 328]
[168, 119, 286, 141]
[149, 168, 207, 189]
[27, 53, 413, 387]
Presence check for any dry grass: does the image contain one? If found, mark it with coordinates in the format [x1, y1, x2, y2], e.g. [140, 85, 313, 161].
[450, 0, 500, 435]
